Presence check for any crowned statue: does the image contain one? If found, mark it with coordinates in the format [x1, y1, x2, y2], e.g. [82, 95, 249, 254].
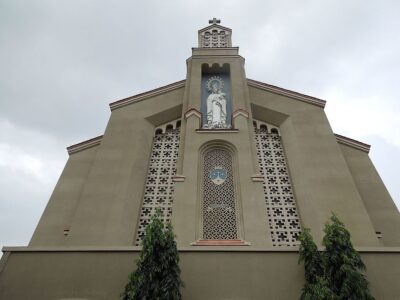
[204, 76, 231, 129]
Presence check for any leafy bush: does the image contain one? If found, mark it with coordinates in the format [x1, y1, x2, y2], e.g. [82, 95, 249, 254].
[122, 209, 183, 300]
[299, 214, 375, 300]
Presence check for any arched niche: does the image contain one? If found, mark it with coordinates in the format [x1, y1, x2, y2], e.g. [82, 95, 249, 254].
[200, 63, 232, 129]
[201, 63, 230, 74]
[197, 140, 243, 240]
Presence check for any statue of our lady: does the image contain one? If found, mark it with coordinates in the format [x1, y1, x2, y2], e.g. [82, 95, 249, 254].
[204, 76, 230, 129]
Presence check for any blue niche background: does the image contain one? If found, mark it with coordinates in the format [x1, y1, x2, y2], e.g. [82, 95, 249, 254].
[201, 73, 232, 128]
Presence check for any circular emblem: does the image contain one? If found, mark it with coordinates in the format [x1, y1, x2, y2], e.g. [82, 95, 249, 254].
[209, 166, 227, 185]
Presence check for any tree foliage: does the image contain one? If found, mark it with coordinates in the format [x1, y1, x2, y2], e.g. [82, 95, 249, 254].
[299, 214, 375, 300]
[323, 214, 375, 300]
[122, 209, 183, 300]
[298, 228, 334, 300]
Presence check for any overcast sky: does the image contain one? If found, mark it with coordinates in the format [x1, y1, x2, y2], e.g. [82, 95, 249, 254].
[1, 0, 399, 251]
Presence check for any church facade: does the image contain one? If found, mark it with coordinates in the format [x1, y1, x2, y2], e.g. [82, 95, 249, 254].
[1, 20, 400, 300]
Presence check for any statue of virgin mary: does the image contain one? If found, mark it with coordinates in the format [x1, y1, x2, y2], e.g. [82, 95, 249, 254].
[204, 76, 230, 129]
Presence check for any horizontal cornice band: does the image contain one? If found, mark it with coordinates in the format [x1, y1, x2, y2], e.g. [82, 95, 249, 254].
[335, 134, 371, 153]
[3, 246, 400, 253]
[67, 135, 103, 155]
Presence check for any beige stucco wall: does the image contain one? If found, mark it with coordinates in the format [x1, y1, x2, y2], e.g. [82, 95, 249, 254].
[249, 86, 380, 247]
[30, 87, 185, 247]
[339, 143, 400, 246]
[1, 249, 399, 300]
[66, 88, 184, 246]
[30, 145, 99, 246]
[29, 61, 400, 249]
[26, 49, 399, 251]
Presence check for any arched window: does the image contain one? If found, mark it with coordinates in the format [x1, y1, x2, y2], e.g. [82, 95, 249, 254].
[260, 124, 268, 131]
[202, 147, 238, 239]
[155, 128, 163, 135]
[176, 120, 181, 129]
[271, 128, 279, 135]
[165, 124, 173, 132]
[253, 120, 257, 128]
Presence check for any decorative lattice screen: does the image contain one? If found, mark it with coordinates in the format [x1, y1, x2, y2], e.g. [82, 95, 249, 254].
[135, 126, 180, 245]
[254, 124, 301, 247]
[202, 148, 238, 239]
[201, 30, 228, 48]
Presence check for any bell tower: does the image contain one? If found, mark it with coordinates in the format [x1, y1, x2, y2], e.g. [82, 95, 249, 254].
[173, 19, 273, 247]
[198, 18, 232, 48]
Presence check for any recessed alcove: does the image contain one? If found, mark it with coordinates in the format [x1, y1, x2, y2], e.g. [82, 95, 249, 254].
[201, 63, 232, 129]
[201, 62, 230, 74]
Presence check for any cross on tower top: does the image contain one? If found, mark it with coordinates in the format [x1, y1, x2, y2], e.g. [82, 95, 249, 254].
[199, 18, 232, 48]
[209, 18, 221, 25]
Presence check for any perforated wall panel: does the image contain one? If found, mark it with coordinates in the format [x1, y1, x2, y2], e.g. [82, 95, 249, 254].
[254, 126, 301, 247]
[202, 148, 238, 239]
[135, 128, 180, 245]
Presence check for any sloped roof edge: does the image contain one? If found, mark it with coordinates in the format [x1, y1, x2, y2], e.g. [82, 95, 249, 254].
[335, 134, 370, 153]
[109, 80, 186, 110]
[67, 135, 103, 155]
[198, 24, 232, 33]
[108, 78, 327, 112]
[247, 79, 326, 108]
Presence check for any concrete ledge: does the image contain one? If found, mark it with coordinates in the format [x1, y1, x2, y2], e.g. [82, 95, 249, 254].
[3, 246, 400, 253]
[335, 133, 371, 153]
[172, 175, 186, 182]
[232, 108, 250, 119]
[66, 135, 103, 155]
[190, 239, 250, 246]
[251, 174, 264, 182]
[192, 47, 239, 56]
[196, 129, 239, 133]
